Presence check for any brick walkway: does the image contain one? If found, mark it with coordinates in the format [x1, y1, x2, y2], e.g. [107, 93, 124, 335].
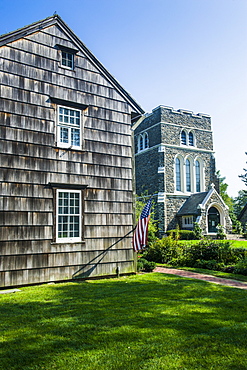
[154, 267, 247, 290]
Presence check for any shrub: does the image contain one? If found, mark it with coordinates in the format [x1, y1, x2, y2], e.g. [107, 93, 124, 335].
[137, 258, 156, 272]
[234, 221, 243, 234]
[143, 237, 180, 264]
[167, 229, 195, 240]
[178, 240, 235, 267]
[193, 222, 203, 240]
[234, 258, 247, 275]
[216, 224, 226, 240]
[231, 247, 247, 261]
[193, 259, 225, 271]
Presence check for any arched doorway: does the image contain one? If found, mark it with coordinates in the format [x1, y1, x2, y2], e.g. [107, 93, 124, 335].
[208, 206, 220, 233]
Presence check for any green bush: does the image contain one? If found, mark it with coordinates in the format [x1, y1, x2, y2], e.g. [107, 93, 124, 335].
[167, 229, 196, 240]
[137, 258, 156, 272]
[231, 247, 247, 261]
[193, 259, 225, 271]
[174, 240, 236, 268]
[193, 222, 203, 240]
[143, 237, 180, 264]
[234, 258, 247, 275]
[216, 224, 226, 240]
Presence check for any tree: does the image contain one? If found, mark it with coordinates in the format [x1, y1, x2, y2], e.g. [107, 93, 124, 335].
[233, 190, 247, 217]
[239, 152, 247, 187]
[216, 170, 236, 224]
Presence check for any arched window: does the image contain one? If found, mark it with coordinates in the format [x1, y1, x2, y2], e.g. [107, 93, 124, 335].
[175, 157, 181, 191]
[139, 135, 143, 151]
[186, 159, 191, 192]
[181, 130, 186, 145]
[188, 132, 194, 146]
[144, 132, 149, 149]
[195, 160, 200, 192]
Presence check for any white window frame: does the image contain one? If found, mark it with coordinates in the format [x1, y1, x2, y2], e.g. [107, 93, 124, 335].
[182, 216, 194, 228]
[57, 105, 82, 149]
[56, 189, 82, 243]
[61, 51, 74, 70]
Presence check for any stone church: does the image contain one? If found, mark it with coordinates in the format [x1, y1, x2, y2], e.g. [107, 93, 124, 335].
[134, 105, 232, 236]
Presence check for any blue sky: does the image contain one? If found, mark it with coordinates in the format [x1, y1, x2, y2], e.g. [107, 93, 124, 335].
[1, 0, 246, 197]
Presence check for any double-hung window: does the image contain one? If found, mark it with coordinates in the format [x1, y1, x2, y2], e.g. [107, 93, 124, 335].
[57, 106, 81, 148]
[61, 51, 74, 69]
[57, 190, 81, 242]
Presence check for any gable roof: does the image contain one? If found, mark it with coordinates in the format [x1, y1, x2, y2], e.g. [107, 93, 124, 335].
[0, 15, 144, 117]
[177, 192, 208, 216]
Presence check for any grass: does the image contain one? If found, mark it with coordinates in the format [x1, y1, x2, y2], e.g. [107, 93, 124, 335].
[177, 239, 247, 248]
[1, 273, 247, 370]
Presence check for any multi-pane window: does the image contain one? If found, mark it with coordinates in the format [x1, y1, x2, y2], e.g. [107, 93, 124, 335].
[138, 133, 149, 152]
[175, 157, 181, 191]
[182, 216, 194, 227]
[186, 159, 191, 192]
[195, 160, 201, 192]
[189, 132, 194, 146]
[61, 51, 74, 69]
[181, 130, 186, 145]
[58, 106, 81, 148]
[57, 190, 81, 242]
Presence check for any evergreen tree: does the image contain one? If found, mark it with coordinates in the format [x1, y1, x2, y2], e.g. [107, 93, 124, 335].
[239, 152, 247, 187]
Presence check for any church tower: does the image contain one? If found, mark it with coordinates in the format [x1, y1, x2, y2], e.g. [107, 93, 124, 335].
[134, 105, 231, 235]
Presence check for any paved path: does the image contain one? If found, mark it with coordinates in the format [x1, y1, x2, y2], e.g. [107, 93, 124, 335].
[154, 267, 247, 290]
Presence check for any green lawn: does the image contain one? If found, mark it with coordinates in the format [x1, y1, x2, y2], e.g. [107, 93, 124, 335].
[1, 273, 247, 370]
[177, 239, 247, 248]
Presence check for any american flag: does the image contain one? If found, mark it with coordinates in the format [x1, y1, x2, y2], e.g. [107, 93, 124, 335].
[133, 197, 152, 252]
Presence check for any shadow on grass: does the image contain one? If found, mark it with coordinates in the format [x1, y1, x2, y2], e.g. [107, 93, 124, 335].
[1, 273, 247, 369]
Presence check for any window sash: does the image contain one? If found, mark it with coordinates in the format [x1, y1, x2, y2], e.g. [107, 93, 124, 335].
[57, 106, 81, 148]
[56, 190, 81, 242]
[61, 51, 74, 69]
[182, 216, 193, 227]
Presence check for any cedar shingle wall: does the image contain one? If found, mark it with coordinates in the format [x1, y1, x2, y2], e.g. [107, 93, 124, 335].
[0, 24, 135, 287]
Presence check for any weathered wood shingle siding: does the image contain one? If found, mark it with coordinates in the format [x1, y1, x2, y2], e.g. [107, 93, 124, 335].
[0, 17, 143, 287]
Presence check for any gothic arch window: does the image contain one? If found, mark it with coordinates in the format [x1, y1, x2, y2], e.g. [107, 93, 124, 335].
[188, 131, 194, 146]
[195, 160, 201, 192]
[143, 132, 149, 149]
[138, 134, 143, 152]
[138, 132, 149, 152]
[186, 158, 191, 192]
[181, 130, 187, 145]
[175, 157, 182, 191]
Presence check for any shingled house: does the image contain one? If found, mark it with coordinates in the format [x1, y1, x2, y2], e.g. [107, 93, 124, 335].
[134, 105, 232, 236]
[0, 15, 144, 287]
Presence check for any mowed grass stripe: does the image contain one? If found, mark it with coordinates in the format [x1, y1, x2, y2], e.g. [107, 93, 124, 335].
[0, 273, 247, 370]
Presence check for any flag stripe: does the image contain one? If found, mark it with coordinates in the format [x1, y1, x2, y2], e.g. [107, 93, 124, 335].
[133, 198, 152, 252]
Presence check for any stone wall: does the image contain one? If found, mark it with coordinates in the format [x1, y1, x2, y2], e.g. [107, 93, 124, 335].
[134, 104, 223, 236]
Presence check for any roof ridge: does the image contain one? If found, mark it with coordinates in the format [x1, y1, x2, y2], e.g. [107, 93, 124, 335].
[0, 15, 144, 115]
